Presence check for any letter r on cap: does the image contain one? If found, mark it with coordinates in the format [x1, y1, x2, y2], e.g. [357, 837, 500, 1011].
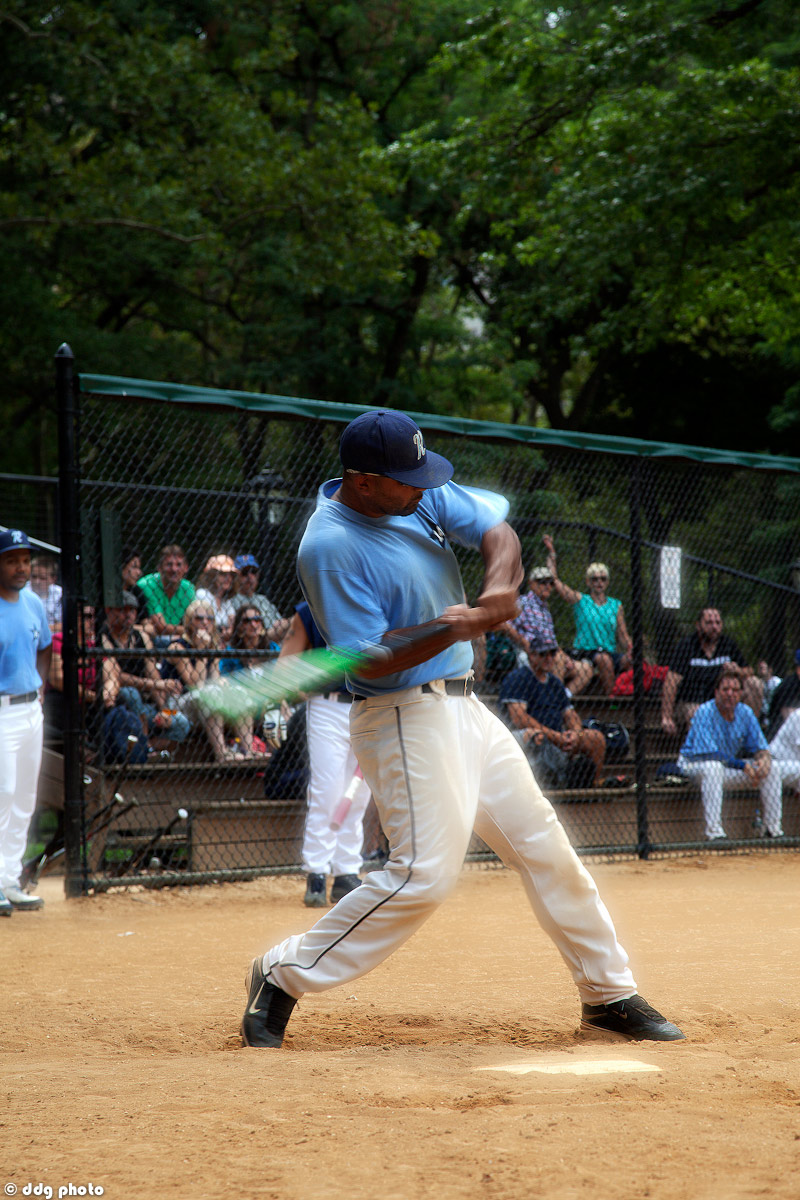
[413, 431, 425, 460]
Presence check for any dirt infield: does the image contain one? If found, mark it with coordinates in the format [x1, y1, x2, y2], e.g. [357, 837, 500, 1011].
[3, 853, 800, 1200]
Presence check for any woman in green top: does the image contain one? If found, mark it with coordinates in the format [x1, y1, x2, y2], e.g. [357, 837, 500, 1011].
[543, 534, 632, 695]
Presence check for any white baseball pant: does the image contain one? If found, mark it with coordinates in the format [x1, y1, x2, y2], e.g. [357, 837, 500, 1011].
[677, 756, 783, 838]
[265, 682, 637, 1005]
[0, 698, 44, 889]
[303, 693, 371, 876]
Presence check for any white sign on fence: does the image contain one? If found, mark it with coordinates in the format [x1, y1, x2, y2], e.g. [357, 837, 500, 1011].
[660, 546, 682, 609]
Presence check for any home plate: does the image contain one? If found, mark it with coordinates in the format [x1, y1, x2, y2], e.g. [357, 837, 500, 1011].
[476, 1059, 660, 1077]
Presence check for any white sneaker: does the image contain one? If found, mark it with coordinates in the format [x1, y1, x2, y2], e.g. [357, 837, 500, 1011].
[3, 885, 44, 911]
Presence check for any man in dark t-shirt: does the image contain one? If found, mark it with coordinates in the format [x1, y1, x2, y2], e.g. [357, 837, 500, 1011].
[499, 630, 606, 787]
[660, 607, 762, 735]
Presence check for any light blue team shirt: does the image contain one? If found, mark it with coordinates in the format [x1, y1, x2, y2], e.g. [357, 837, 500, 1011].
[680, 699, 767, 764]
[0, 588, 52, 693]
[297, 479, 509, 696]
[573, 593, 621, 652]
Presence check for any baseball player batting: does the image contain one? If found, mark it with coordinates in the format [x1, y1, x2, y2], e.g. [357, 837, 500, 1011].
[240, 410, 684, 1047]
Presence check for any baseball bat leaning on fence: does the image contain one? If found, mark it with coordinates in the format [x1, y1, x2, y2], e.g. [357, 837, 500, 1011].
[123, 806, 190, 876]
[20, 793, 138, 887]
[191, 623, 451, 721]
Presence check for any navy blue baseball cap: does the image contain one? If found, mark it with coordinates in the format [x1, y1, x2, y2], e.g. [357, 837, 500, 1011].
[0, 528, 31, 555]
[340, 410, 453, 488]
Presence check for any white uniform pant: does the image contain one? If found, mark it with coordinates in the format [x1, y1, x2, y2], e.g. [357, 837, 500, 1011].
[0, 699, 44, 889]
[267, 684, 636, 1005]
[303, 694, 371, 876]
[677, 756, 783, 838]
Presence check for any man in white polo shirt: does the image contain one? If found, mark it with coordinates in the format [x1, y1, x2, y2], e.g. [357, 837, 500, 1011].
[0, 528, 52, 914]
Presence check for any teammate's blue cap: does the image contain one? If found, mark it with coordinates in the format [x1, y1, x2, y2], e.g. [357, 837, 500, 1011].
[339, 410, 453, 488]
[0, 528, 31, 555]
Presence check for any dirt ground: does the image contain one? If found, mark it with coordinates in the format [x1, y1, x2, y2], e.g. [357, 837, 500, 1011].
[3, 853, 800, 1200]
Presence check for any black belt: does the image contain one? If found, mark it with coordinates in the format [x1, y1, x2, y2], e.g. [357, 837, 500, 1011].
[323, 691, 354, 704]
[0, 691, 38, 706]
[353, 677, 473, 702]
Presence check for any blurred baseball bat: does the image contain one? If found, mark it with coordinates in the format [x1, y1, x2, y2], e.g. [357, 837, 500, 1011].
[330, 767, 364, 831]
[192, 624, 449, 721]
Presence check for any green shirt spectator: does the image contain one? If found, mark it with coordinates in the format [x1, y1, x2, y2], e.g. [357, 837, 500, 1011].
[135, 543, 195, 638]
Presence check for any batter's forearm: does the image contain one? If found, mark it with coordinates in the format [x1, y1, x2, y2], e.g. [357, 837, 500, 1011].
[358, 621, 458, 679]
[478, 523, 524, 597]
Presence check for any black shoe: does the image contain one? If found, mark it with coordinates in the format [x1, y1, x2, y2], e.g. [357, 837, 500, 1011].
[330, 873, 361, 901]
[0, 889, 12, 917]
[303, 873, 328, 907]
[581, 994, 685, 1041]
[241, 957, 297, 1048]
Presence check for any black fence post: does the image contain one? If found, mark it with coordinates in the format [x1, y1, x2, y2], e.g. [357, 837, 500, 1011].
[628, 456, 650, 859]
[56, 344, 86, 897]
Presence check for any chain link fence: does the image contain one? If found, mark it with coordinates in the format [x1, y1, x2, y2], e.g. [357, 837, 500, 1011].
[45, 351, 800, 893]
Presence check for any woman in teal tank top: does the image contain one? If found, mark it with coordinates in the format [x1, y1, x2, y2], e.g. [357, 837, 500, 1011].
[542, 534, 632, 695]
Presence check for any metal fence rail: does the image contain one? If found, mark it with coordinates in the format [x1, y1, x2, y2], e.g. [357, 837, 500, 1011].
[43, 346, 800, 894]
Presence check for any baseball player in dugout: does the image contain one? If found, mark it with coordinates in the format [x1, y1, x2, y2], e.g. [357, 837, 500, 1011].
[0, 529, 52, 915]
[241, 411, 685, 1047]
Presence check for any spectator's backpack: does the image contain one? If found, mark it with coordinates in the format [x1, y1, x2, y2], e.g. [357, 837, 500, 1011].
[582, 717, 630, 762]
[103, 705, 149, 764]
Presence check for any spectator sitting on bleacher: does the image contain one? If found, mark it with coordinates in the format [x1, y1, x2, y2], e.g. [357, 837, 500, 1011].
[160, 599, 229, 762]
[135, 543, 196, 644]
[28, 553, 62, 631]
[543, 534, 632, 696]
[95, 547, 144, 639]
[101, 591, 191, 756]
[195, 554, 238, 640]
[660, 607, 762, 736]
[764, 651, 800, 739]
[677, 663, 781, 840]
[230, 553, 290, 645]
[218, 603, 273, 757]
[504, 561, 594, 697]
[498, 629, 607, 789]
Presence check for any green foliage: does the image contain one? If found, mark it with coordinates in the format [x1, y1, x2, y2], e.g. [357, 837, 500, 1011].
[1, 0, 799, 475]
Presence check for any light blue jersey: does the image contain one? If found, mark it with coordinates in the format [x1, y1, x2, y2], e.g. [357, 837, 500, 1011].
[680, 699, 766, 764]
[297, 479, 508, 695]
[0, 588, 51, 693]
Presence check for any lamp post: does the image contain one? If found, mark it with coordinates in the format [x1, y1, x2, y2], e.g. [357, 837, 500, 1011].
[243, 469, 288, 595]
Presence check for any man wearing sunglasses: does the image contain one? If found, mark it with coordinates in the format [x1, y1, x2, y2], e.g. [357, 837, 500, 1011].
[230, 554, 290, 646]
[506, 563, 594, 697]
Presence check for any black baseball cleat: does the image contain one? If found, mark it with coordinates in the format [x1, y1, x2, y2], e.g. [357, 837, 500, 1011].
[241, 957, 298, 1048]
[303, 873, 328, 907]
[330, 873, 362, 902]
[581, 994, 685, 1041]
